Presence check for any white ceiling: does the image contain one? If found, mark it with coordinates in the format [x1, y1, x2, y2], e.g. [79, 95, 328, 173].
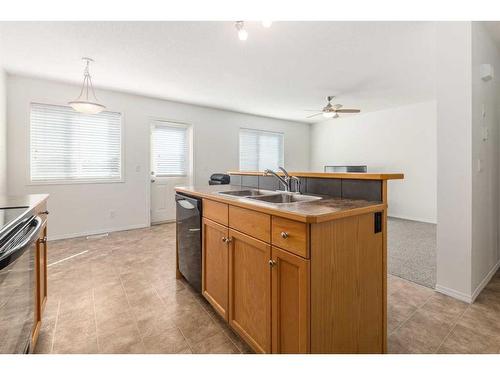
[0, 21, 437, 123]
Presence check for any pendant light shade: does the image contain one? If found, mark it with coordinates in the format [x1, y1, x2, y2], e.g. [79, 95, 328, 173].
[68, 57, 106, 114]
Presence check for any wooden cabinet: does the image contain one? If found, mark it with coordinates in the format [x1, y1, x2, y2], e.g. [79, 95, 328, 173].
[228, 229, 271, 354]
[203, 199, 228, 226]
[32, 214, 48, 351]
[195, 197, 385, 354]
[38, 225, 48, 313]
[271, 216, 309, 258]
[228, 205, 270, 242]
[202, 218, 229, 320]
[271, 247, 310, 353]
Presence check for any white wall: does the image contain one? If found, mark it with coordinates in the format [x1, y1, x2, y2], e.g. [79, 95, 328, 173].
[470, 22, 500, 296]
[0, 68, 6, 194]
[7, 75, 310, 239]
[310, 101, 437, 223]
[435, 22, 473, 302]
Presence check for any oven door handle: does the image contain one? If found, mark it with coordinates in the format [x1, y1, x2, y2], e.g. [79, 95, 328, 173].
[0, 216, 43, 263]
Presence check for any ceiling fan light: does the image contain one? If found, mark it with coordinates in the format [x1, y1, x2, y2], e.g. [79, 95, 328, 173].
[238, 29, 248, 41]
[323, 111, 336, 118]
[235, 21, 248, 41]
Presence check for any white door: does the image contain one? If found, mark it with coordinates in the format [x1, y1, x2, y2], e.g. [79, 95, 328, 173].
[150, 121, 192, 224]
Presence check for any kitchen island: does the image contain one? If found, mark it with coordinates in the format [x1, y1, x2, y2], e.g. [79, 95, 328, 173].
[175, 171, 402, 354]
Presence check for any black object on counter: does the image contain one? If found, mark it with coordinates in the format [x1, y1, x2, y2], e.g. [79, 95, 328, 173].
[208, 173, 230, 185]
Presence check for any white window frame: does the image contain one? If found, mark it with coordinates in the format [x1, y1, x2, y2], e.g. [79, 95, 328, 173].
[239, 127, 285, 172]
[150, 120, 192, 178]
[28, 102, 125, 185]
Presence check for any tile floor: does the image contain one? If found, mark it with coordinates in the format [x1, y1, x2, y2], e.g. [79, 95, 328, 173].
[35, 223, 500, 354]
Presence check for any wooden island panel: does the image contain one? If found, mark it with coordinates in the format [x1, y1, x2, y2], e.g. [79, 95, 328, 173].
[310, 212, 383, 353]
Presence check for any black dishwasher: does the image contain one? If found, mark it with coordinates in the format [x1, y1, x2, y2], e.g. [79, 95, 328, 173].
[175, 193, 202, 293]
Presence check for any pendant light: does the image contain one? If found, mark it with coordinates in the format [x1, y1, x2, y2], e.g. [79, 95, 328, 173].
[68, 57, 106, 114]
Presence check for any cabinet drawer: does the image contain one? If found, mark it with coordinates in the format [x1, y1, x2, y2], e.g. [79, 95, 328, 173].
[272, 216, 309, 258]
[203, 199, 228, 226]
[229, 205, 270, 242]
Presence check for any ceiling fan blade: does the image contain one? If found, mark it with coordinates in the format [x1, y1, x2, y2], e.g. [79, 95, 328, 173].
[306, 113, 323, 118]
[335, 109, 361, 113]
[333, 104, 343, 110]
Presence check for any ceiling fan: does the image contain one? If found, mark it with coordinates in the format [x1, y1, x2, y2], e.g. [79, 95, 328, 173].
[305, 96, 361, 119]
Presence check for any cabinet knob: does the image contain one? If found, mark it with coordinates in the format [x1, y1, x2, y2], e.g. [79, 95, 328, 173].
[40, 236, 47, 244]
[40, 210, 49, 215]
[280, 231, 289, 239]
[222, 237, 232, 244]
[225, 237, 232, 244]
[221, 236, 227, 243]
[269, 259, 277, 267]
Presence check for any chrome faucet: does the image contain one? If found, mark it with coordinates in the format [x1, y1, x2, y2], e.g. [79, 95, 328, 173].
[263, 167, 301, 193]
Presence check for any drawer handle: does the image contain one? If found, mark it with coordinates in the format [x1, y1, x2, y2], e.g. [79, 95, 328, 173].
[280, 231, 289, 239]
[269, 259, 277, 267]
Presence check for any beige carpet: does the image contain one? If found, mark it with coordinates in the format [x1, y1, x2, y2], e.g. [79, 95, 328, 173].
[387, 217, 436, 288]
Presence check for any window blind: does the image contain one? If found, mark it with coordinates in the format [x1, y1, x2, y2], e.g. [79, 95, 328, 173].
[239, 128, 284, 171]
[151, 122, 189, 176]
[30, 103, 122, 183]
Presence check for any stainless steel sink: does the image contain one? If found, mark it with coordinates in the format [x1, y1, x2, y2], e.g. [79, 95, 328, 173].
[218, 189, 276, 197]
[246, 193, 322, 204]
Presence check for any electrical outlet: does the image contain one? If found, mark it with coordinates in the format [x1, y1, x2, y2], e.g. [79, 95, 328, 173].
[482, 127, 489, 141]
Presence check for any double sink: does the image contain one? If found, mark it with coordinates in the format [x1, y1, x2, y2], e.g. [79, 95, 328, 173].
[218, 189, 322, 204]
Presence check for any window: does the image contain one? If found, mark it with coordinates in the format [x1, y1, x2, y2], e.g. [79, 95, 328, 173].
[239, 128, 284, 171]
[151, 122, 189, 177]
[30, 103, 122, 183]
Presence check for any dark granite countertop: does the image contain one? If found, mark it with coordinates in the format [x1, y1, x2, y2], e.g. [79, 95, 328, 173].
[175, 185, 384, 223]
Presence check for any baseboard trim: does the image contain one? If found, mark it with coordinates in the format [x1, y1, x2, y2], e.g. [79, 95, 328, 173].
[435, 284, 473, 303]
[471, 259, 500, 302]
[48, 223, 149, 241]
[388, 215, 437, 224]
[151, 219, 176, 225]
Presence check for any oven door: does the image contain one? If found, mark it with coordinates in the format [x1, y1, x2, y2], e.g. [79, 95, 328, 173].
[0, 216, 43, 354]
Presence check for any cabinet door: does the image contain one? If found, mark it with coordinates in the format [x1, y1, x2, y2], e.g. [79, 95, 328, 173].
[202, 218, 229, 320]
[228, 229, 271, 353]
[271, 247, 310, 353]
